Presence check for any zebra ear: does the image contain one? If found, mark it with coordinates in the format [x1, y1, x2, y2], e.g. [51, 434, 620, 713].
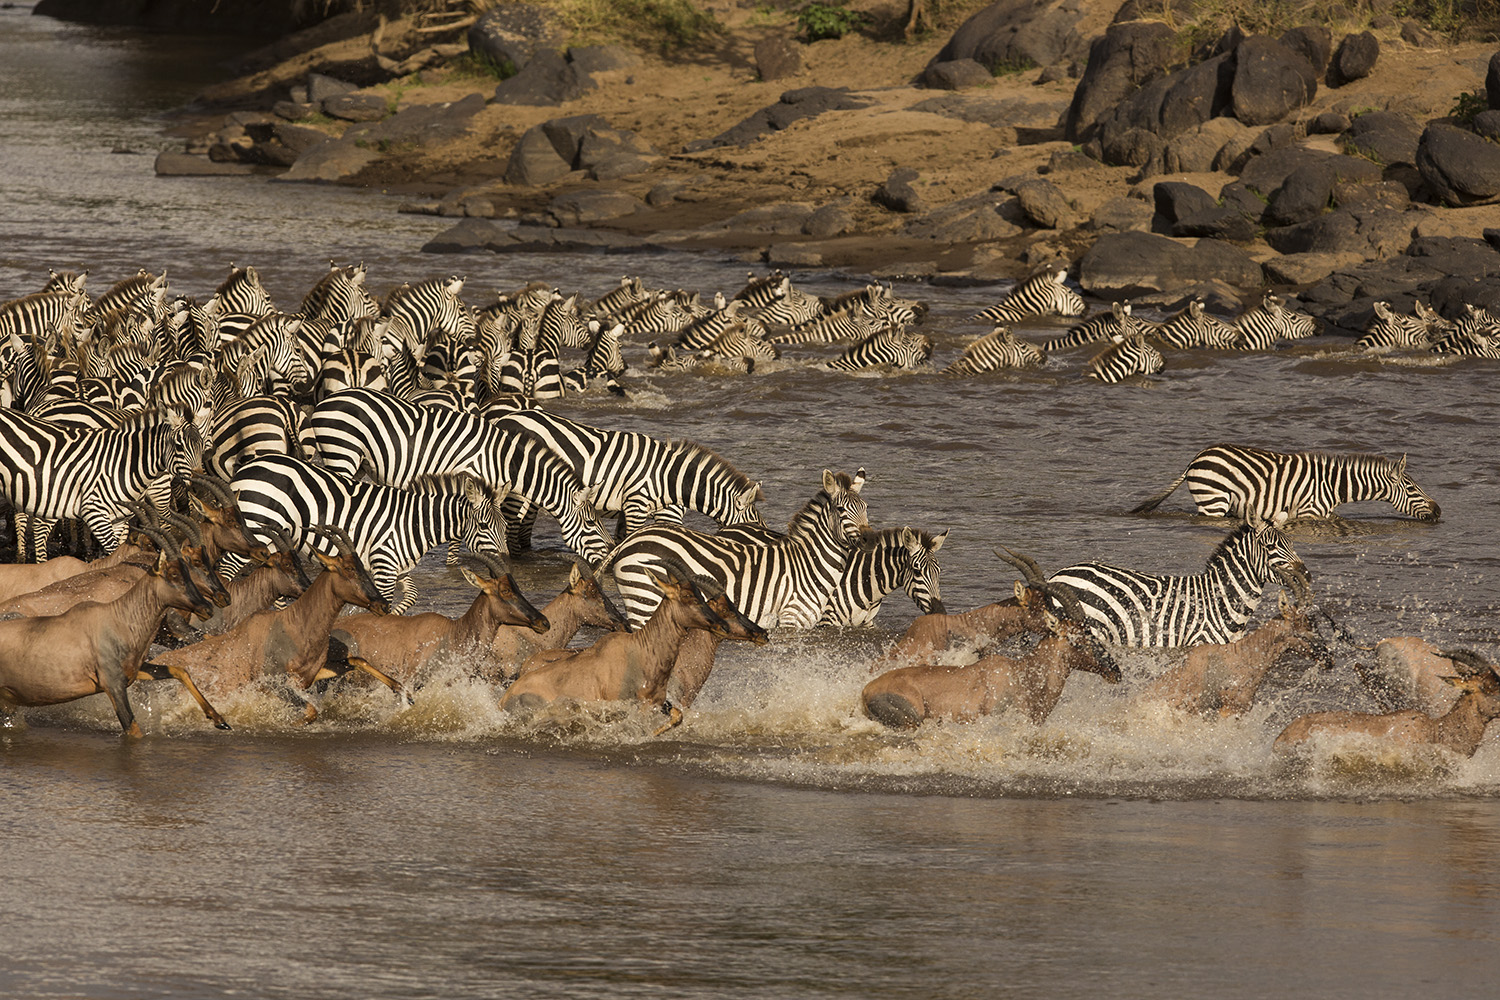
[899, 526, 914, 547]
[852, 468, 867, 493]
[736, 484, 759, 509]
[1271, 510, 1289, 529]
[930, 529, 948, 552]
[1396, 453, 1408, 476]
[822, 469, 837, 493]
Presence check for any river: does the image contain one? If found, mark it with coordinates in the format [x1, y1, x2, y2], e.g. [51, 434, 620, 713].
[2, 7, 1499, 998]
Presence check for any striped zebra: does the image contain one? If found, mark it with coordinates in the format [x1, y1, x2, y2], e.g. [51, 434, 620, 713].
[489, 408, 764, 540]
[1044, 302, 1133, 350]
[41, 268, 88, 297]
[204, 394, 303, 480]
[0, 406, 203, 561]
[1431, 329, 1500, 359]
[559, 320, 628, 396]
[746, 284, 825, 330]
[1152, 299, 1239, 349]
[1232, 292, 1318, 350]
[606, 469, 869, 629]
[220, 313, 312, 392]
[1355, 301, 1432, 350]
[85, 270, 168, 327]
[587, 275, 649, 319]
[300, 261, 379, 325]
[826, 328, 932, 371]
[383, 275, 473, 356]
[943, 326, 1044, 374]
[1130, 443, 1440, 522]
[818, 526, 946, 626]
[301, 388, 613, 566]
[619, 290, 698, 338]
[1087, 308, 1163, 383]
[676, 299, 749, 350]
[974, 268, 1085, 323]
[1047, 516, 1310, 647]
[646, 341, 701, 372]
[229, 453, 510, 614]
[698, 320, 779, 371]
[0, 290, 89, 352]
[731, 271, 790, 310]
[493, 297, 586, 400]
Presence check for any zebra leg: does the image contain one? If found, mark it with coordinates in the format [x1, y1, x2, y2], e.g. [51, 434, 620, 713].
[502, 496, 540, 553]
[28, 515, 57, 564]
[386, 575, 417, 616]
[81, 498, 126, 555]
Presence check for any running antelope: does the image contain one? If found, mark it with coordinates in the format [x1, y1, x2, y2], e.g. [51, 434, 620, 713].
[1274, 649, 1500, 757]
[0, 526, 226, 735]
[861, 583, 1121, 728]
[487, 562, 628, 683]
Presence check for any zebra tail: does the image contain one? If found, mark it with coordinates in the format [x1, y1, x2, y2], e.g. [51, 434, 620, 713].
[1129, 467, 1191, 514]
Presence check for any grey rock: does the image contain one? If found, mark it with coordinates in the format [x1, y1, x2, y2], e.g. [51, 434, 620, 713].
[1012, 177, 1073, 228]
[685, 87, 873, 151]
[154, 151, 256, 177]
[1308, 110, 1349, 134]
[1265, 162, 1339, 226]
[1417, 123, 1500, 206]
[1100, 127, 1165, 174]
[279, 139, 379, 182]
[493, 48, 585, 106]
[922, 59, 994, 90]
[288, 85, 309, 105]
[1333, 179, 1410, 211]
[874, 168, 926, 214]
[1489, 51, 1500, 110]
[354, 94, 487, 146]
[1079, 231, 1263, 296]
[577, 127, 656, 170]
[467, 4, 563, 75]
[1153, 182, 1216, 225]
[272, 122, 331, 155]
[1279, 25, 1332, 73]
[273, 101, 318, 121]
[1164, 117, 1252, 173]
[720, 203, 816, 234]
[504, 126, 573, 186]
[1474, 110, 1500, 141]
[307, 73, 356, 105]
[1230, 35, 1317, 127]
[1173, 204, 1258, 242]
[567, 45, 641, 80]
[1217, 181, 1268, 219]
[803, 203, 853, 238]
[323, 92, 387, 122]
[1262, 252, 1362, 287]
[754, 34, 804, 82]
[905, 192, 1024, 241]
[767, 245, 825, 268]
[647, 180, 688, 206]
[1330, 32, 1379, 86]
[1399, 20, 1441, 48]
[930, 0, 1092, 78]
[1088, 196, 1153, 233]
[1265, 206, 1413, 258]
[541, 114, 608, 164]
[591, 156, 656, 181]
[1341, 110, 1423, 167]
[549, 190, 644, 225]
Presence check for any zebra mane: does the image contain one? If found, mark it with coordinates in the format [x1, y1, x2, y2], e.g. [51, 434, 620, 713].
[405, 472, 478, 496]
[852, 526, 939, 552]
[214, 266, 256, 299]
[1209, 520, 1268, 564]
[669, 439, 760, 494]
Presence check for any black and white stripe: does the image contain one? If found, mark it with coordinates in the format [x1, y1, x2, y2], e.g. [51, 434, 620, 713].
[826, 328, 932, 371]
[1047, 517, 1308, 647]
[1232, 292, 1319, 350]
[1151, 298, 1239, 349]
[974, 268, 1086, 323]
[1087, 306, 1163, 382]
[1130, 443, 1441, 521]
[818, 526, 946, 626]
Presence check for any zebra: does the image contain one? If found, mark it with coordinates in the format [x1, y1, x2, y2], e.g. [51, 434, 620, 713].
[493, 295, 591, 400]
[586, 275, 649, 319]
[1087, 307, 1163, 382]
[1151, 298, 1239, 349]
[1130, 443, 1441, 522]
[619, 290, 698, 338]
[944, 327, 1044, 374]
[698, 321, 779, 371]
[730, 271, 790, 310]
[1047, 516, 1309, 648]
[1232, 292, 1319, 350]
[818, 526, 947, 627]
[0, 406, 203, 561]
[974, 268, 1086, 323]
[1356, 301, 1435, 350]
[383, 274, 472, 356]
[206, 265, 276, 322]
[204, 394, 304, 480]
[605, 469, 870, 629]
[301, 388, 614, 566]
[488, 408, 764, 541]
[675, 299, 749, 350]
[229, 453, 510, 614]
[84, 270, 168, 327]
[559, 320, 628, 396]
[300, 261, 379, 325]
[826, 328, 932, 371]
[646, 341, 702, 372]
[0, 290, 89, 353]
[220, 313, 313, 392]
[1431, 329, 1500, 359]
[1043, 304, 1130, 350]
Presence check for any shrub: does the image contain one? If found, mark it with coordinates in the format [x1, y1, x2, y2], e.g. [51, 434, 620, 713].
[798, 2, 864, 42]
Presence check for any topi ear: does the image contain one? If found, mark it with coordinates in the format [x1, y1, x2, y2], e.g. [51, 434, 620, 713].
[460, 566, 484, 590]
[1014, 579, 1026, 603]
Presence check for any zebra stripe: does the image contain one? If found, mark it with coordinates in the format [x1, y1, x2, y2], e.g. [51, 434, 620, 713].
[1048, 518, 1308, 648]
[1044, 304, 1131, 350]
[1356, 301, 1437, 350]
[1087, 307, 1163, 383]
[1152, 299, 1239, 349]
[0, 291, 88, 351]
[300, 262, 379, 325]
[207, 265, 276, 320]
[229, 453, 509, 614]
[302, 388, 613, 566]
[1130, 443, 1441, 521]
[383, 274, 473, 356]
[1232, 293, 1318, 350]
[587, 276, 649, 319]
[826, 328, 932, 371]
[605, 469, 869, 629]
[944, 327, 1044, 374]
[818, 526, 946, 626]
[975, 268, 1086, 323]
[205, 395, 303, 480]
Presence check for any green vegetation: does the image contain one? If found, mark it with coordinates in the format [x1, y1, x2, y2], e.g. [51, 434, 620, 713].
[988, 54, 1037, 77]
[797, 2, 865, 42]
[550, 0, 722, 51]
[1450, 89, 1489, 125]
[447, 50, 517, 81]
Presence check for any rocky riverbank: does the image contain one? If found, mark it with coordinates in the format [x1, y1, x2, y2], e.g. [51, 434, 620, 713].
[148, 1, 1500, 333]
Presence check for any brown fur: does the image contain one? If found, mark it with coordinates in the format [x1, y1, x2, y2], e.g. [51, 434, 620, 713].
[491, 564, 627, 682]
[1274, 665, 1500, 756]
[867, 580, 1055, 674]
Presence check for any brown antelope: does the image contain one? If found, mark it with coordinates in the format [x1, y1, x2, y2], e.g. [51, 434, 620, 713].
[142, 525, 399, 723]
[1353, 637, 1468, 716]
[327, 552, 550, 686]
[861, 582, 1121, 728]
[500, 562, 732, 732]
[867, 548, 1059, 674]
[0, 527, 226, 736]
[160, 528, 312, 644]
[486, 563, 628, 683]
[1274, 649, 1500, 756]
[1140, 590, 1328, 716]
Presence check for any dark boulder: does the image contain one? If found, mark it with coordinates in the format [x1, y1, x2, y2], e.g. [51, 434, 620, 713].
[1279, 25, 1331, 74]
[493, 49, 585, 106]
[567, 45, 640, 80]
[1264, 206, 1413, 258]
[1013, 178, 1074, 228]
[685, 87, 872, 150]
[1488, 50, 1500, 110]
[874, 168, 926, 214]
[1172, 204, 1258, 242]
[1330, 32, 1378, 86]
[540, 114, 608, 164]
[1078, 231, 1263, 296]
[1229, 35, 1317, 127]
[922, 59, 994, 90]
[504, 126, 573, 185]
[1153, 181, 1217, 227]
[467, 4, 563, 75]
[1094, 52, 1235, 165]
[323, 92, 387, 122]
[1265, 156, 1381, 226]
[548, 190, 644, 226]
[1307, 110, 1349, 135]
[1417, 123, 1500, 206]
[803, 202, 854, 238]
[1474, 110, 1500, 141]
[306, 73, 357, 105]
[1063, 20, 1176, 142]
[1341, 110, 1423, 168]
[929, 0, 1091, 78]
[904, 193, 1025, 241]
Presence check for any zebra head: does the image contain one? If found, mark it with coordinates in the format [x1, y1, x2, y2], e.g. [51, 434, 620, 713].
[561, 484, 614, 568]
[900, 526, 946, 615]
[457, 477, 512, 562]
[1248, 514, 1311, 603]
[1384, 454, 1441, 521]
[821, 468, 870, 544]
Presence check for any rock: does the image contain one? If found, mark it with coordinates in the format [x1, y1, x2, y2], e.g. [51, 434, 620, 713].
[548, 190, 644, 225]
[686, 87, 873, 151]
[1264, 206, 1414, 258]
[767, 245, 825, 268]
[1100, 127, 1165, 173]
[273, 101, 318, 121]
[504, 126, 573, 185]
[905, 193, 1025, 241]
[1341, 110, 1423, 168]
[425, 222, 645, 254]
[1262, 251, 1365, 287]
[1230, 35, 1317, 127]
[323, 92, 387, 122]
[278, 139, 379, 182]
[1153, 182, 1217, 227]
[1164, 117, 1252, 173]
[1094, 52, 1235, 166]
[369, 94, 487, 145]
[541, 114, 608, 164]
[647, 180, 687, 207]
[720, 202, 817, 234]
[1012, 178, 1073, 228]
[1279, 25, 1332, 74]
[1266, 156, 1381, 226]
[922, 59, 993, 90]
[1400, 20, 1441, 48]
[1418, 123, 1500, 206]
[1089, 196, 1153, 232]
[754, 34, 803, 82]
[1229, 122, 1298, 172]
[1474, 110, 1500, 141]
[1063, 20, 1176, 142]
[567, 45, 640, 80]
[1078, 231, 1263, 296]
[467, 3, 563, 75]
[306, 73, 356, 105]
[1330, 32, 1378, 86]
[1333, 179, 1410, 211]
[577, 127, 657, 175]
[874, 168, 926, 214]
[929, 0, 1093, 77]
[1307, 110, 1349, 134]
[1173, 204, 1258, 242]
[271, 122, 331, 156]
[153, 151, 256, 176]
[1488, 51, 1500, 110]
[803, 203, 854, 238]
[493, 48, 585, 106]
[589, 155, 656, 181]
